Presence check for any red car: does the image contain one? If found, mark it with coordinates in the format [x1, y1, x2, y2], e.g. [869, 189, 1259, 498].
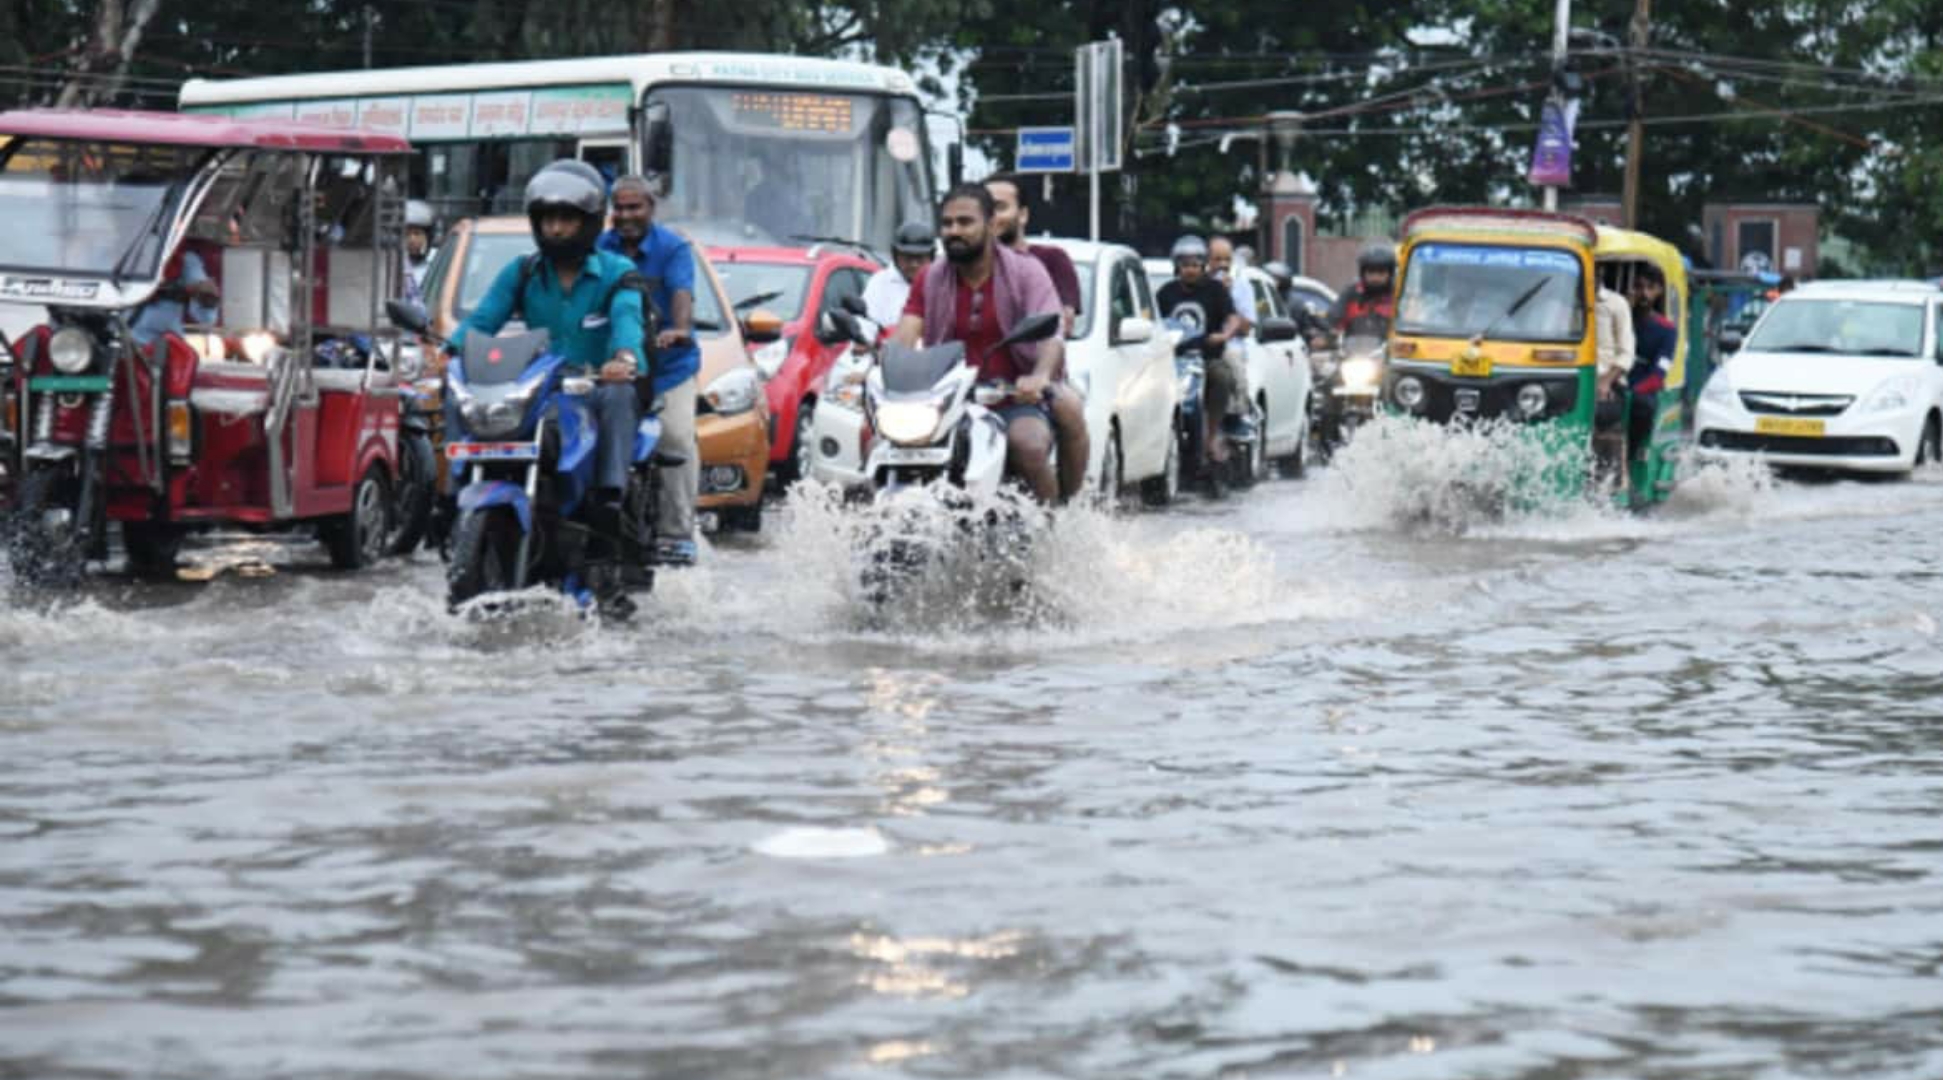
[707, 245, 882, 486]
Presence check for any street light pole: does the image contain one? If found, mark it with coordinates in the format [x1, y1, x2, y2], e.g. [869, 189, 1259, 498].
[1620, 0, 1652, 228]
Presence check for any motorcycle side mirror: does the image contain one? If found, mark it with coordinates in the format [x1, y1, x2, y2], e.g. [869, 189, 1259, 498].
[998, 312, 1060, 349]
[1257, 316, 1300, 343]
[386, 299, 430, 335]
[839, 294, 871, 318]
[823, 310, 874, 347]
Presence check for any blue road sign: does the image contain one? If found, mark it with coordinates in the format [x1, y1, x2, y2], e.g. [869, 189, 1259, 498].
[1016, 126, 1076, 173]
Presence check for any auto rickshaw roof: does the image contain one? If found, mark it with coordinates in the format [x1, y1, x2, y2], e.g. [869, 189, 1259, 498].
[1403, 206, 1597, 248]
[1594, 225, 1685, 276]
[0, 108, 413, 154]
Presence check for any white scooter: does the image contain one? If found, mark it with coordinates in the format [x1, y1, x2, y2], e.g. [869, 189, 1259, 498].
[828, 302, 1062, 605]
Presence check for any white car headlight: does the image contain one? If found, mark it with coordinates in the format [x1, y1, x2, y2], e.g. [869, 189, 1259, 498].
[1699, 371, 1735, 406]
[1862, 374, 1920, 414]
[876, 400, 942, 445]
[48, 327, 93, 374]
[705, 367, 761, 415]
[751, 338, 790, 380]
[1340, 356, 1380, 390]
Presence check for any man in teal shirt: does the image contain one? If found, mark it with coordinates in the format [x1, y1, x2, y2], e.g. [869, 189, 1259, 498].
[449, 160, 647, 502]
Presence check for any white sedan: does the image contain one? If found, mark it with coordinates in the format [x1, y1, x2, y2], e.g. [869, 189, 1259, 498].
[1695, 280, 1943, 475]
[1144, 259, 1314, 480]
[1043, 239, 1182, 504]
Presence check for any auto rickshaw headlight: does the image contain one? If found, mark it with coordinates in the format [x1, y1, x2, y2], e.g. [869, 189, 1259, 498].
[239, 331, 278, 364]
[49, 327, 93, 374]
[1516, 383, 1549, 417]
[1393, 375, 1425, 410]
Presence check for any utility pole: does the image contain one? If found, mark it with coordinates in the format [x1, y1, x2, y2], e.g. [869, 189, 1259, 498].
[1620, 0, 1652, 228]
[1542, 0, 1570, 211]
[362, 5, 374, 69]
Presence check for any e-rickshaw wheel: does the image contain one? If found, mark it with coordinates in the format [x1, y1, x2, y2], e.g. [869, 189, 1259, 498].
[322, 466, 393, 570]
[121, 521, 182, 580]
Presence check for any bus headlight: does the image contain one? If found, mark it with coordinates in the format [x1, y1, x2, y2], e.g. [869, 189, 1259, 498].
[49, 327, 94, 374]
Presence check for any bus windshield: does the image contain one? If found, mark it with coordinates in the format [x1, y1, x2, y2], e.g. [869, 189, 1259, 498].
[648, 86, 933, 254]
[1397, 243, 1586, 343]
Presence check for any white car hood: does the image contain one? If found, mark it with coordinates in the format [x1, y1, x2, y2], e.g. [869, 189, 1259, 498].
[1720, 351, 1923, 396]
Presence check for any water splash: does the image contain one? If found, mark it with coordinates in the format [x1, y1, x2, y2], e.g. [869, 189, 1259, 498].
[1320, 414, 1601, 534]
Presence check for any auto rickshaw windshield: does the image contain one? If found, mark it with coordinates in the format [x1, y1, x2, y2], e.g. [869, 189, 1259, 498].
[0, 137, 203, 280]
[1397, 242, 1585, 343]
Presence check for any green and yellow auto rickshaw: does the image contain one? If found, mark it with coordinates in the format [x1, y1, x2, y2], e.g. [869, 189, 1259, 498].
[1383, 206, 1683, 509]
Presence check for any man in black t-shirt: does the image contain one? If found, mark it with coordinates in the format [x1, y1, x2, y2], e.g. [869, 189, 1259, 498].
[1156, 235, 1243, 466]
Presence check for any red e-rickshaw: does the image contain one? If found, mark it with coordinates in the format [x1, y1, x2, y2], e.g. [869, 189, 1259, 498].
[0, 110, 434, 583]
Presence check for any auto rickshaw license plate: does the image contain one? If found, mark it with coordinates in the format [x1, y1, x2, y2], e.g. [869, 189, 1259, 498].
[1450, 354, 1492, 378]
[446, 441, 536, 462]
[1754, 416, 1825, 437]
[29, 374, 110, 392]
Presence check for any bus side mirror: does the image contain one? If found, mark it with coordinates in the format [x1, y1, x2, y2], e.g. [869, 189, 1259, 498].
[641, 101, 674, 179]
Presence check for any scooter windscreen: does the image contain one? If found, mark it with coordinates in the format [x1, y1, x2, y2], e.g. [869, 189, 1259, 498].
[880, 341, 966, 394]
[462, 329, 552, 385]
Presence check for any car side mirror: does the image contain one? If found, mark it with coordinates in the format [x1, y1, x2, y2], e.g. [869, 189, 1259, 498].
[1257, 316, 1299, 343]
[386, 298, 429, 335]
[1718, 329, 1743, 355]
[839, 294, 871, 318]
[743, 308, 784, 345]
[815, 310, 851, 345]
[1113, 316, 1155, 345]
[998, 312, 1060, 348]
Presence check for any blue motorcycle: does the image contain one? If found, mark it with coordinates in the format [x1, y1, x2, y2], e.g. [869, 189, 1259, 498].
[386, 301, 673, 617]
[1165, 317, 1262, 496]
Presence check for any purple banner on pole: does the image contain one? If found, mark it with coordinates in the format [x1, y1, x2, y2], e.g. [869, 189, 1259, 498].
[1527, 98, 1577, 188]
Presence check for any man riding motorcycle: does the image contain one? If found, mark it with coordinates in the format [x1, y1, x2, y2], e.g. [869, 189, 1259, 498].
[444, 159, 649, 578]
[891, 182, 1066, 504]
[1156, 234, 1242, 468]
[1321, 241, 1397, 345]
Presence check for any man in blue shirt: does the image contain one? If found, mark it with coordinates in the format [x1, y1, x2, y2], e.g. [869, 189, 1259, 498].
[597, 174, 699, 565]
[130, 250, 220, 347]
[449, 160, 646, 507]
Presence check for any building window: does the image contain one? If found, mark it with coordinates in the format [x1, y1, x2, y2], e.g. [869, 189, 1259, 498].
[1736, 218, 1778, 274]
[1281, 216, 1305, 274]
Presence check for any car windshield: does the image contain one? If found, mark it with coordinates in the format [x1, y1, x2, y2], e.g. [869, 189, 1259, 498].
[1745, 298, 1926, 357]
[648, 86, 934, 254]
[712, 261, 812, 320]
[1397, 242, 1586, 343]
[0, 137, 202, 281]
[456, 229, 728, 337]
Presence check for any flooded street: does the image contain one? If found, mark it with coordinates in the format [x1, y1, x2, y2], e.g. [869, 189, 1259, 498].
[5, 439, 1943, 1079]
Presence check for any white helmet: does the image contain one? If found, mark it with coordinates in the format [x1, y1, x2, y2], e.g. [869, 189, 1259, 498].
[405, 199, 436, 231]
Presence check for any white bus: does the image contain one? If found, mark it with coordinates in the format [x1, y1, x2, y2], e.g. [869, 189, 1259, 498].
[180, 52, 944, 253]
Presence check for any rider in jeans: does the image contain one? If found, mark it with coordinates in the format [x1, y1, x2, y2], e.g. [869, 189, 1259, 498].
[892, 183, 1066, 503]
[446, 160, 647, 552]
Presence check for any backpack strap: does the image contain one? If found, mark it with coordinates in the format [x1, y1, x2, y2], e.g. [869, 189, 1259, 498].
[507, 252, 544, 323]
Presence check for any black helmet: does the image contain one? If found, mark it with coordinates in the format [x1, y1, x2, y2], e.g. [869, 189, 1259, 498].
[1357, 242, 1397, 274]
[525, 159, 606, 263]
[892, 220, 934, 258]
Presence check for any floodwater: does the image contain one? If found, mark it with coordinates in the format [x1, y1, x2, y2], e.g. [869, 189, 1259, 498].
[4, 423, 1942, 1079]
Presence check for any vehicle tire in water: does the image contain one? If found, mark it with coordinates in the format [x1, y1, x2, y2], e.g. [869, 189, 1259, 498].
[1095, 428, 1122, 508]
[1916, 414, 1941, 472]
[322, 466, 392, 570]
[121, 521, 182, 581]
[8, 465, 92, 588]
[446, 506, 520, 608]
[387, 432, 436, 555]
[784, 397, 816, 486]
[1141, 422, 1180, 508]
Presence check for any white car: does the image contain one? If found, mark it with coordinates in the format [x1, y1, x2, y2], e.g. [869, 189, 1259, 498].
[1695, 280, 1943, 474]
[1144, 258, 1314, 479]
[807, 341, 873, 495]
[1042, 239, 1182, 504]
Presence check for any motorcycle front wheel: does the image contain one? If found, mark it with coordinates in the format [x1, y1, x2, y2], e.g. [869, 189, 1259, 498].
[446, 505, 523, 610]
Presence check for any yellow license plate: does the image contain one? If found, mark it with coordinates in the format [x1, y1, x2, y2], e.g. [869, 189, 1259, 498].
[1450, 353, 1492, 378]
[1755, 416, 1825, 437]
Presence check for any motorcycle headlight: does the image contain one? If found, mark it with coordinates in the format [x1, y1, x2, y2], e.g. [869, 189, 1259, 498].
[1862, 375, 1920, 414]
[705, 367, 760, 415]
[751, 338, 791, 380]
[49, 327, 93, 374]
[1340, 356, 1381, 390]
[877, 400, 942, 445]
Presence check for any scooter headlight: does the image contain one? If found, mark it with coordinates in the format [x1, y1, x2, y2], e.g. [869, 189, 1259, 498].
[1393, 375, 1426, 410]
[48, 327, 93, 374]
[1515, 382, 1550, 417]
[877, 400, 942, 445]
[1340, 356, 1381, 391]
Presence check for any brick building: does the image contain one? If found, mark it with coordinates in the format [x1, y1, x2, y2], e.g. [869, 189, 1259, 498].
[1701, 202, 1819, 279]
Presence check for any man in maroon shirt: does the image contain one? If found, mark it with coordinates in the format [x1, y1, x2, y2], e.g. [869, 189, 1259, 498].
[895, 183, 1066, 503]
[986, 173, 1090, 503]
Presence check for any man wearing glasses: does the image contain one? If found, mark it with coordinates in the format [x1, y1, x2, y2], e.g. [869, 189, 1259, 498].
[892, 183, 1067, 504]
